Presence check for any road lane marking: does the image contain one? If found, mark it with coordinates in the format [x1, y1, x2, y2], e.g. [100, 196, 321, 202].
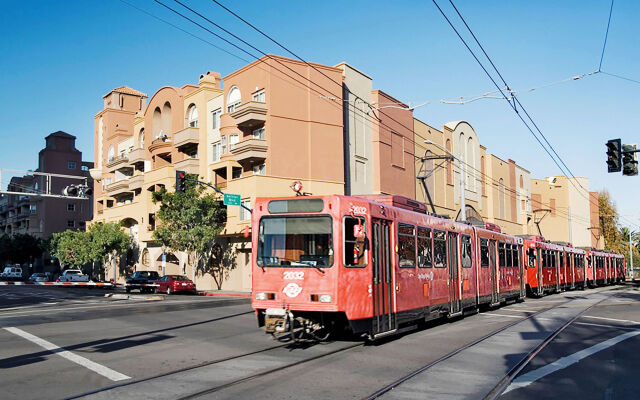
[504, 330, 640, 394]
[575, 321, 639, 331]
[4, 327, 130, 381]
[583, 315, 640, 325]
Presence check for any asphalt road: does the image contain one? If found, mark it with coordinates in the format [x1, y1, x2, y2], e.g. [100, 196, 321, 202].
[0, 284, 637, 400]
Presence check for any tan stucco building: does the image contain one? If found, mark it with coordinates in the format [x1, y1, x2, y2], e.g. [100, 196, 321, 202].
[91, 54, 599, 291]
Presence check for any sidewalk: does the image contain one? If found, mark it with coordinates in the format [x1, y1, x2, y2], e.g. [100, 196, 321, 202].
[196, 290, 251, 298]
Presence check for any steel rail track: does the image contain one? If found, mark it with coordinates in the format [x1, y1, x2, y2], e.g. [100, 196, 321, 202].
[362, 296, 576, 399]
[484, 291, 614, 400]
[61, 310, 265, 400]
[363, 287, 617, 400]
[175, 341, 364, 400]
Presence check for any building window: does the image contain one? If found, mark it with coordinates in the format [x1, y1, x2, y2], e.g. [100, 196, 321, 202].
[253, 163, 265, 175]
[212, 142, 221, 162]
[252, 127, 265, 139]
[239, 199, 251, 221]
[81, 165, 89, 171]
[227, 87, 241, 113]
[211, 109, 221, 129]
[67, 220, 75, 228]
[29, 205, 36, 214]
[139, 128, 145, 148]
[229, 134, 239, 151]
[187, 104, 198, 127]
[67, 204, 75, 212]
[68, 161, 76, 170]
[108, 145, 115, 162]
[221, 136, 227, 154]
[252, 91, 265, 102]
[232, 167, 242, 179]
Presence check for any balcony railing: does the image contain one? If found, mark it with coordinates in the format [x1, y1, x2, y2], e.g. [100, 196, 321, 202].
[230, 101, 267, 129]
[174, 157, 200, 175]
[129, 174, 144, 191]
[174, 127, 199, 149]
[128, 148, 146, 165]
[230, 138, 267, 164]
[106, 154, 132, 172]
[105, 179, 130, 195]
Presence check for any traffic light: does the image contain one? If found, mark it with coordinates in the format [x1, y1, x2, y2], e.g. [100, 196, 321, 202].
[176, 170, 186, 193]
[622, 144, 638, 176]
[62, 185, 78, 197]
[606, 139, 622, 173]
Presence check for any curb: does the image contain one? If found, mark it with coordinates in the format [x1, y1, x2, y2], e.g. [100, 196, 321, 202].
[197, 292, 251, 298]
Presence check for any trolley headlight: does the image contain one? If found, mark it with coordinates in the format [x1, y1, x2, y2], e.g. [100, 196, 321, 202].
[256, 292, 275, 300]
[310, 294, 332, 303]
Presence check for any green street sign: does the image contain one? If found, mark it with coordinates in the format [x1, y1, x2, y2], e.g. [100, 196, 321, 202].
[223, 193, 241, 206]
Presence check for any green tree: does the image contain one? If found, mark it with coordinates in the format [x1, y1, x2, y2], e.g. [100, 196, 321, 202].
[599, 191, 624, 253]
[49, 230, 91, 268]
[87, 222, 131, 279]
[9, 233, 45, 264]
[152, 178, 226, 281]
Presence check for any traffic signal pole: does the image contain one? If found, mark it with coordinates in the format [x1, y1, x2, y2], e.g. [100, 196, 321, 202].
[176, 172, 252, 215]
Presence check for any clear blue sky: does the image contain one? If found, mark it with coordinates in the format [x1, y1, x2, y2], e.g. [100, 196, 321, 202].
[1, 0, 638, 229]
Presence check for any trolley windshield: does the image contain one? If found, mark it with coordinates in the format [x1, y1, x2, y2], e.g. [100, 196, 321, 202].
[257, 216, 333, 267]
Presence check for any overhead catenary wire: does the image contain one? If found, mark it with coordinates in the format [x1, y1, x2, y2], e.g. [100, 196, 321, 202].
[598, 0, 615, 71]
[121, 0, 638, 231]
[435, 0, 634, 229]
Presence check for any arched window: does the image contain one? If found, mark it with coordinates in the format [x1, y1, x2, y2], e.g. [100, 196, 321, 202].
[446, 139, 452, 185]
[161, 102, 172, 136]
[187, 104, 198, 127]
[467, 137, 474, 190]
[108, 145, 115, 162]
[480, 155, 486, 196]
[499, 178, 505, 219]
[139, 128, 145, 149]
[227, 87, 241, 113]
[153, 107, 162, 137]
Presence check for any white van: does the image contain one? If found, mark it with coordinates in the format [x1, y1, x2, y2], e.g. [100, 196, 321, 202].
[0, 266, 23, 280]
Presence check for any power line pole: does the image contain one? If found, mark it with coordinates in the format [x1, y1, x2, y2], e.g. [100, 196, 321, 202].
[630, 234, 635, 281]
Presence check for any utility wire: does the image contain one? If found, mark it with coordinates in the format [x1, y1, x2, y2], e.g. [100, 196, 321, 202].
[599, 0, 615, 71]
[600, 71, 640, 85]
[119, 0, 250, 63]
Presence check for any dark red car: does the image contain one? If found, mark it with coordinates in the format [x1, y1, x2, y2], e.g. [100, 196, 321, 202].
[154, 275, 196, 295]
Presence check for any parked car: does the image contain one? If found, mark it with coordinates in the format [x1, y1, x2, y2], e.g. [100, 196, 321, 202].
[57, 269, 89, 282]
[125, 271, 160, 293]
[1, 266, 23, 281]
[155, 275, 196, 295]
[27, 273, 50, 282]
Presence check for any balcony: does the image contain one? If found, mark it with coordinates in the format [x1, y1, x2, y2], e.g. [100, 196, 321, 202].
[149, 137, 172, 156]
[129, 174, 144, 191]
[174, 127, 199, 150]
[106, 154, 133, 173]
[105, 179, 130, 196]
[174, 157, 200, 176]
[230, 101, 267, 129]
[230, 138, 267, 164]
[128, 148, 146, 166]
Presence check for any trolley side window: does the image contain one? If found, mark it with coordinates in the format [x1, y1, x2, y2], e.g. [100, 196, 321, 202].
[480, 239, 489, 268]
[434, 230, 446, 268]
[498, 242, 506, 268]
[461, 235, 472, 268]
[506, 244, 513, 268]
[343, 216, 367, 268]
[417, 227, 433, 268]
[398, 223, 416, 268]
[516, 245, 522, 269]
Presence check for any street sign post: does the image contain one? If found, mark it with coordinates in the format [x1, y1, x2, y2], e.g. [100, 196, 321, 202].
[223, 193, 241, 206]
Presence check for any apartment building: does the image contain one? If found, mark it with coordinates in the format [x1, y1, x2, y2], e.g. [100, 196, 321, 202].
[92, 55, 345, 290]
[529, 176, 595, 248]
[0, 131, 93, 239]
[412, 119, 532, 235]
